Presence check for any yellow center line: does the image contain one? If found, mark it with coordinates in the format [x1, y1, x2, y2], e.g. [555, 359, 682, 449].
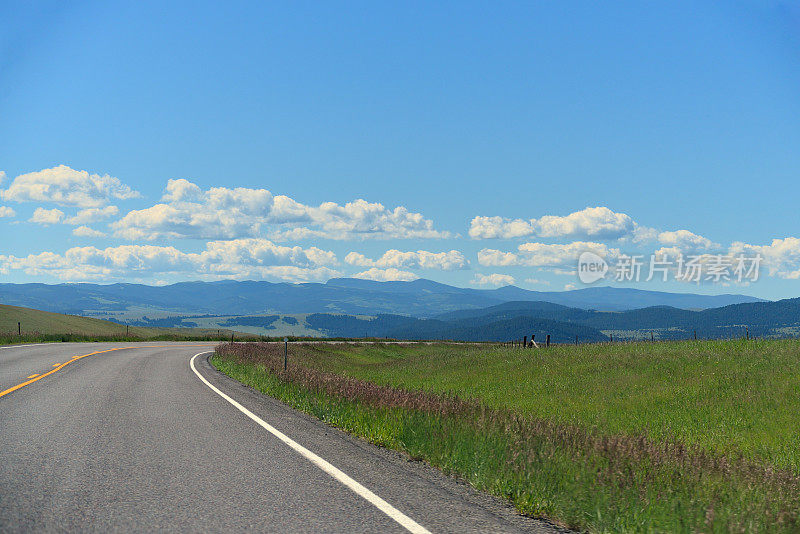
[0, 343, 216, 399]
[52, 363, 61, 367]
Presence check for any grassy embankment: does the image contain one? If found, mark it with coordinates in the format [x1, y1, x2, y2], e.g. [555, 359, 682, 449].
[212, 340, 800, 532]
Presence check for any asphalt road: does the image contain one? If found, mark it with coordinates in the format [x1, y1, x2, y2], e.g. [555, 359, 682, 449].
[0, 342, 563, 533]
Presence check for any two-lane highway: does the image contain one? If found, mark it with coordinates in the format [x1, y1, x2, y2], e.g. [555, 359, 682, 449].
[0, 343, 560, 533]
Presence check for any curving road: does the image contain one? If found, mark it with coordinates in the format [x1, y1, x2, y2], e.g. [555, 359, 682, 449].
[0, 342, 561, 533]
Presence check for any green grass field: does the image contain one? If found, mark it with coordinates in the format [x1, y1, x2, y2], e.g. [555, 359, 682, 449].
[213, 340, 800, 532]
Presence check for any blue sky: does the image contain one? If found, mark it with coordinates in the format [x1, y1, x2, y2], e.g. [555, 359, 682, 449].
[1, 1, 799, 299]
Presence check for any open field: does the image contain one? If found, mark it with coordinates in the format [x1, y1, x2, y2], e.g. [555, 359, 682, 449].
[213, 340, 800, 532]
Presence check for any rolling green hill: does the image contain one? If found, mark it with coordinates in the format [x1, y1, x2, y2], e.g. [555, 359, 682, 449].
[0, 304, 246, 341]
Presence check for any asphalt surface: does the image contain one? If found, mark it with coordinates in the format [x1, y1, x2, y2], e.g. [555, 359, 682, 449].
[0, 342, 564, 533]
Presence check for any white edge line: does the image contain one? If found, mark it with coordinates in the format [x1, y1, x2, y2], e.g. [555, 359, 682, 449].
[189, 351, 432, 534]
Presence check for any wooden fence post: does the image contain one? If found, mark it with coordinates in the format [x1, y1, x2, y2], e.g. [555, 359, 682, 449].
[546, 334, 550, 348]
[523, 335, 527, 348]
[18, 322, 21, 335]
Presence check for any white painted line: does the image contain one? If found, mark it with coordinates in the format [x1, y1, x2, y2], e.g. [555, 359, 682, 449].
[190, 352, 431, 534]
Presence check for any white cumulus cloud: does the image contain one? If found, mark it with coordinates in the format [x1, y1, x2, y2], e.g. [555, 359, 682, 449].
[29, 207, 64, 225]
[72, 226, 108, 238]
[1, 165, 140, 208]
[0, 206, 15, 218]
[729, 237, 800, 280]
[468, 216, 535, 239]
[656, 229, 719, 254]
[344, 249, 467, 270]
[161, 178, 203, 202]
[470, 273, 516, 287]
[112, 179, 448, 241]
[534, 207, 635, 239]
[64, 206, 120, 225]
[469, 207, 635, 240]
[0, 239, 340, 282]
[479, 241, 618, 268]
[353, 267, 418, 281]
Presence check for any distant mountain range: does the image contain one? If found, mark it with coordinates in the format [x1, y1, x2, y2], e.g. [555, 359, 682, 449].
[431, 298, 800, 340]
[283, 297, 800, 341]
[0, 278, 764, 318]
[0, 278, 796, 342]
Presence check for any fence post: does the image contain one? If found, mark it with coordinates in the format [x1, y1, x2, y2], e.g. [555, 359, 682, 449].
[523, 335, 527, 348]
[284, 337, 288, 371]
[650, 331, 654, 342]
[610, 333, 613, 343]
[231, 332, 234, 343]
[746, 326, 750, 340]
[694, 330, 697, 340]
[546, 334, 550, 348]
[575, 334, 578, 345]
[18, 322, 21, 336]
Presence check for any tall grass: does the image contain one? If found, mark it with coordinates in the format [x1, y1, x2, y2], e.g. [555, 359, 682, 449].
[213, 341, 800, 532]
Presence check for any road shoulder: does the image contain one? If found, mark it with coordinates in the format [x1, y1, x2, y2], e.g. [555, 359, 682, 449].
[194, 351, 568, 534]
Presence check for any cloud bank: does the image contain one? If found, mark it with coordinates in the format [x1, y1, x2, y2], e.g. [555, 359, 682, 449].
[0, 238, 340, 282]
[1, 165, 140, 208]
[112, 179, 449, 242]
